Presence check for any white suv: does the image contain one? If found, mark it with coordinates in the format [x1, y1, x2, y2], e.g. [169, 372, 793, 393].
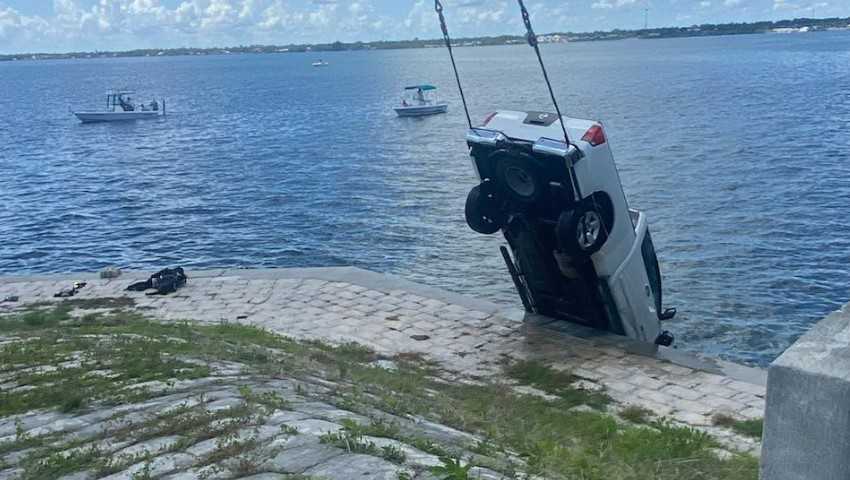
[464, 110, 675, 346]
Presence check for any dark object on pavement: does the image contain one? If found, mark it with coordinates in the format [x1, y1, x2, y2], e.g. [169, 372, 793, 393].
[126, 267, 188, 296]
[1, 296, 19, 303]
[54, 282, 87, 298]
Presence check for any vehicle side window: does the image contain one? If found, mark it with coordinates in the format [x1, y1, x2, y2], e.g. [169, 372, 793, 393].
[641, 232, 662, 312]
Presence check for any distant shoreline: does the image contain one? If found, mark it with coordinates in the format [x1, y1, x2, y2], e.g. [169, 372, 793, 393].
[2, 16, 848, 62]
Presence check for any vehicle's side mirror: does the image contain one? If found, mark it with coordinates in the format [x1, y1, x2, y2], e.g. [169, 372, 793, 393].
[659, 308, 677, 321]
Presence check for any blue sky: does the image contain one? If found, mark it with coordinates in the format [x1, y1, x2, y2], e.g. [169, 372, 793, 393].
[1, 0, 847, 54]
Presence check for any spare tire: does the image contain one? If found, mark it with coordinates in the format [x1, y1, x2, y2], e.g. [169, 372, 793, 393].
[495, 155, 545, 206]
[465, 184, 504, 235]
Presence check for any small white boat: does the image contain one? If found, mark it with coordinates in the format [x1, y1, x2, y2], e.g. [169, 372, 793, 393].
[312, 60, 329, 67]
[72, 90, 165, 123]
[394, 85, 448, 117]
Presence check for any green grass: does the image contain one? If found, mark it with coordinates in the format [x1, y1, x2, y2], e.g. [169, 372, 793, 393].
[21, 445, 105, 479]
[320, 420, 407, 465]
[713, 414, 764, 439]
[505, 360, 611, 409]
[620, 405, 654, 424]
[0, 331, 211, 416]
[338, 418, 400, 438]
[0, 306, 759, 480]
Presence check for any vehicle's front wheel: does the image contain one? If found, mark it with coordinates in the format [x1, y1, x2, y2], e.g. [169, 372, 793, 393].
[465, 184, 504, 235]
[557, 205, 609, 255]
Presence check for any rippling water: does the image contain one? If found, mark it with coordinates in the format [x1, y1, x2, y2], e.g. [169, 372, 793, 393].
[2, 32, 849, 365]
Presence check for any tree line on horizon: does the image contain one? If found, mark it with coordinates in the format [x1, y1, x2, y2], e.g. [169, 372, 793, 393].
[2, 16, 848, 62]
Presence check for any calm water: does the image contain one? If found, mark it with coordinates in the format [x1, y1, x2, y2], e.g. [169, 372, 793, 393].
[2, 32, 849, 365]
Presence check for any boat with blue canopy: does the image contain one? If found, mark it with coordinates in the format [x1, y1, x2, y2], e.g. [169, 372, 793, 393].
[393, 85, 449, 117]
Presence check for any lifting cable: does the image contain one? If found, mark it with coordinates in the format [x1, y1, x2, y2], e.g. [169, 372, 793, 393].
[515, 0, 584, 201]
[516, 0, 572, 147]
[435, 0, 472, 129]
[435, 0, 586, 202]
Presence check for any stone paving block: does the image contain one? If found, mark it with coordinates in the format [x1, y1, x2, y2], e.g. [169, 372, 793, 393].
[661, 384, 704, 401]
[636, 389, 673, 405]
[626, 374, 668, 392]
[240, 474, 291, 480]
[303, 453, 402, 480]
[633, 399, 674, 417]
[184, 438, 220, 457]
[700, 395, 746, 412]
[116, 435, 184, 457]
[25, 417, 89, 437]
[284, 419, 343, 436]
[469, 466, 510, 480]
[0, 469, 23, 480]
[740, 406, 765, 419]
[746, 397, 766, 411]
[671, 410, 712, 426]
[725, 379, 766, 397]
[56, 471, 95, 480]
[0, 411, 63, 437]
[669, 398, 715, 416]
[265, 443, 343, 474]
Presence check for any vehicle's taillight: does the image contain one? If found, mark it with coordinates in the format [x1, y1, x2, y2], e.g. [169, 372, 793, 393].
[581, 124, 606, 146]
[481, 112, 498, 126]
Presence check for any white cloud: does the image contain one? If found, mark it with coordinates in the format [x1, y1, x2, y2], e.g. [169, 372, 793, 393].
[773, 0, 797, 9]
[591, 0, 636, 9]
[1, 0, 848, 54]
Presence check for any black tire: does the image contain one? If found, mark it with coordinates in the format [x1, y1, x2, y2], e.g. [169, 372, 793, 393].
[465, 185, 503, 235]
[495, 155, 545, 205]
[557, 205, 609, 255]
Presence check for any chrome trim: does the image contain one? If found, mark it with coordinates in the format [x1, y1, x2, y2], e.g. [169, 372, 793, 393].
[533, 137, 582, 160]
[466, 128, 505, 146]
[533, 137, 569, 156]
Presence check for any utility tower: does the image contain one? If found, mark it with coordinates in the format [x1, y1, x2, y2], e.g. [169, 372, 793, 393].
[643, 1, 649, 30]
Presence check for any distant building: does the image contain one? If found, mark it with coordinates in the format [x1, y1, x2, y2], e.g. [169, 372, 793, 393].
[537, 34, 567, 43]
[771, 26, 810, 33]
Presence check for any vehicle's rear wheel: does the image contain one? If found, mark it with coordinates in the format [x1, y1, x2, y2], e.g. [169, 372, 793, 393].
[557, 204, 609, 255]
[465, 184, 504, 235]
[495, 155, 545, 206]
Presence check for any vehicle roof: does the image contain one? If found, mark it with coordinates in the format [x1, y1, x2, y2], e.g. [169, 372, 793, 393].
[405, 85, 436, 91]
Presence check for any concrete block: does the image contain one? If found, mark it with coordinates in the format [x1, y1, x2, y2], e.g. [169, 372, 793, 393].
[761, 304, 850, 480]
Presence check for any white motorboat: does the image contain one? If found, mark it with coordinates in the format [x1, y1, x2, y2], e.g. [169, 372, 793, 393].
[393, 85, 448, 117]
[312, 60, 329, 67]
[72, 90, 165, 123]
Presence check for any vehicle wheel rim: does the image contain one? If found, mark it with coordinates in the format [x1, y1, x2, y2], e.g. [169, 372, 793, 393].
[576, 211, 602, 250]
[504, 166, 535, 198]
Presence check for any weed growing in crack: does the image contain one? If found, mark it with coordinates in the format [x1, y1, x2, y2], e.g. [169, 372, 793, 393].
[712, 414, 764, 439]
[430, 456, 473, 480]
